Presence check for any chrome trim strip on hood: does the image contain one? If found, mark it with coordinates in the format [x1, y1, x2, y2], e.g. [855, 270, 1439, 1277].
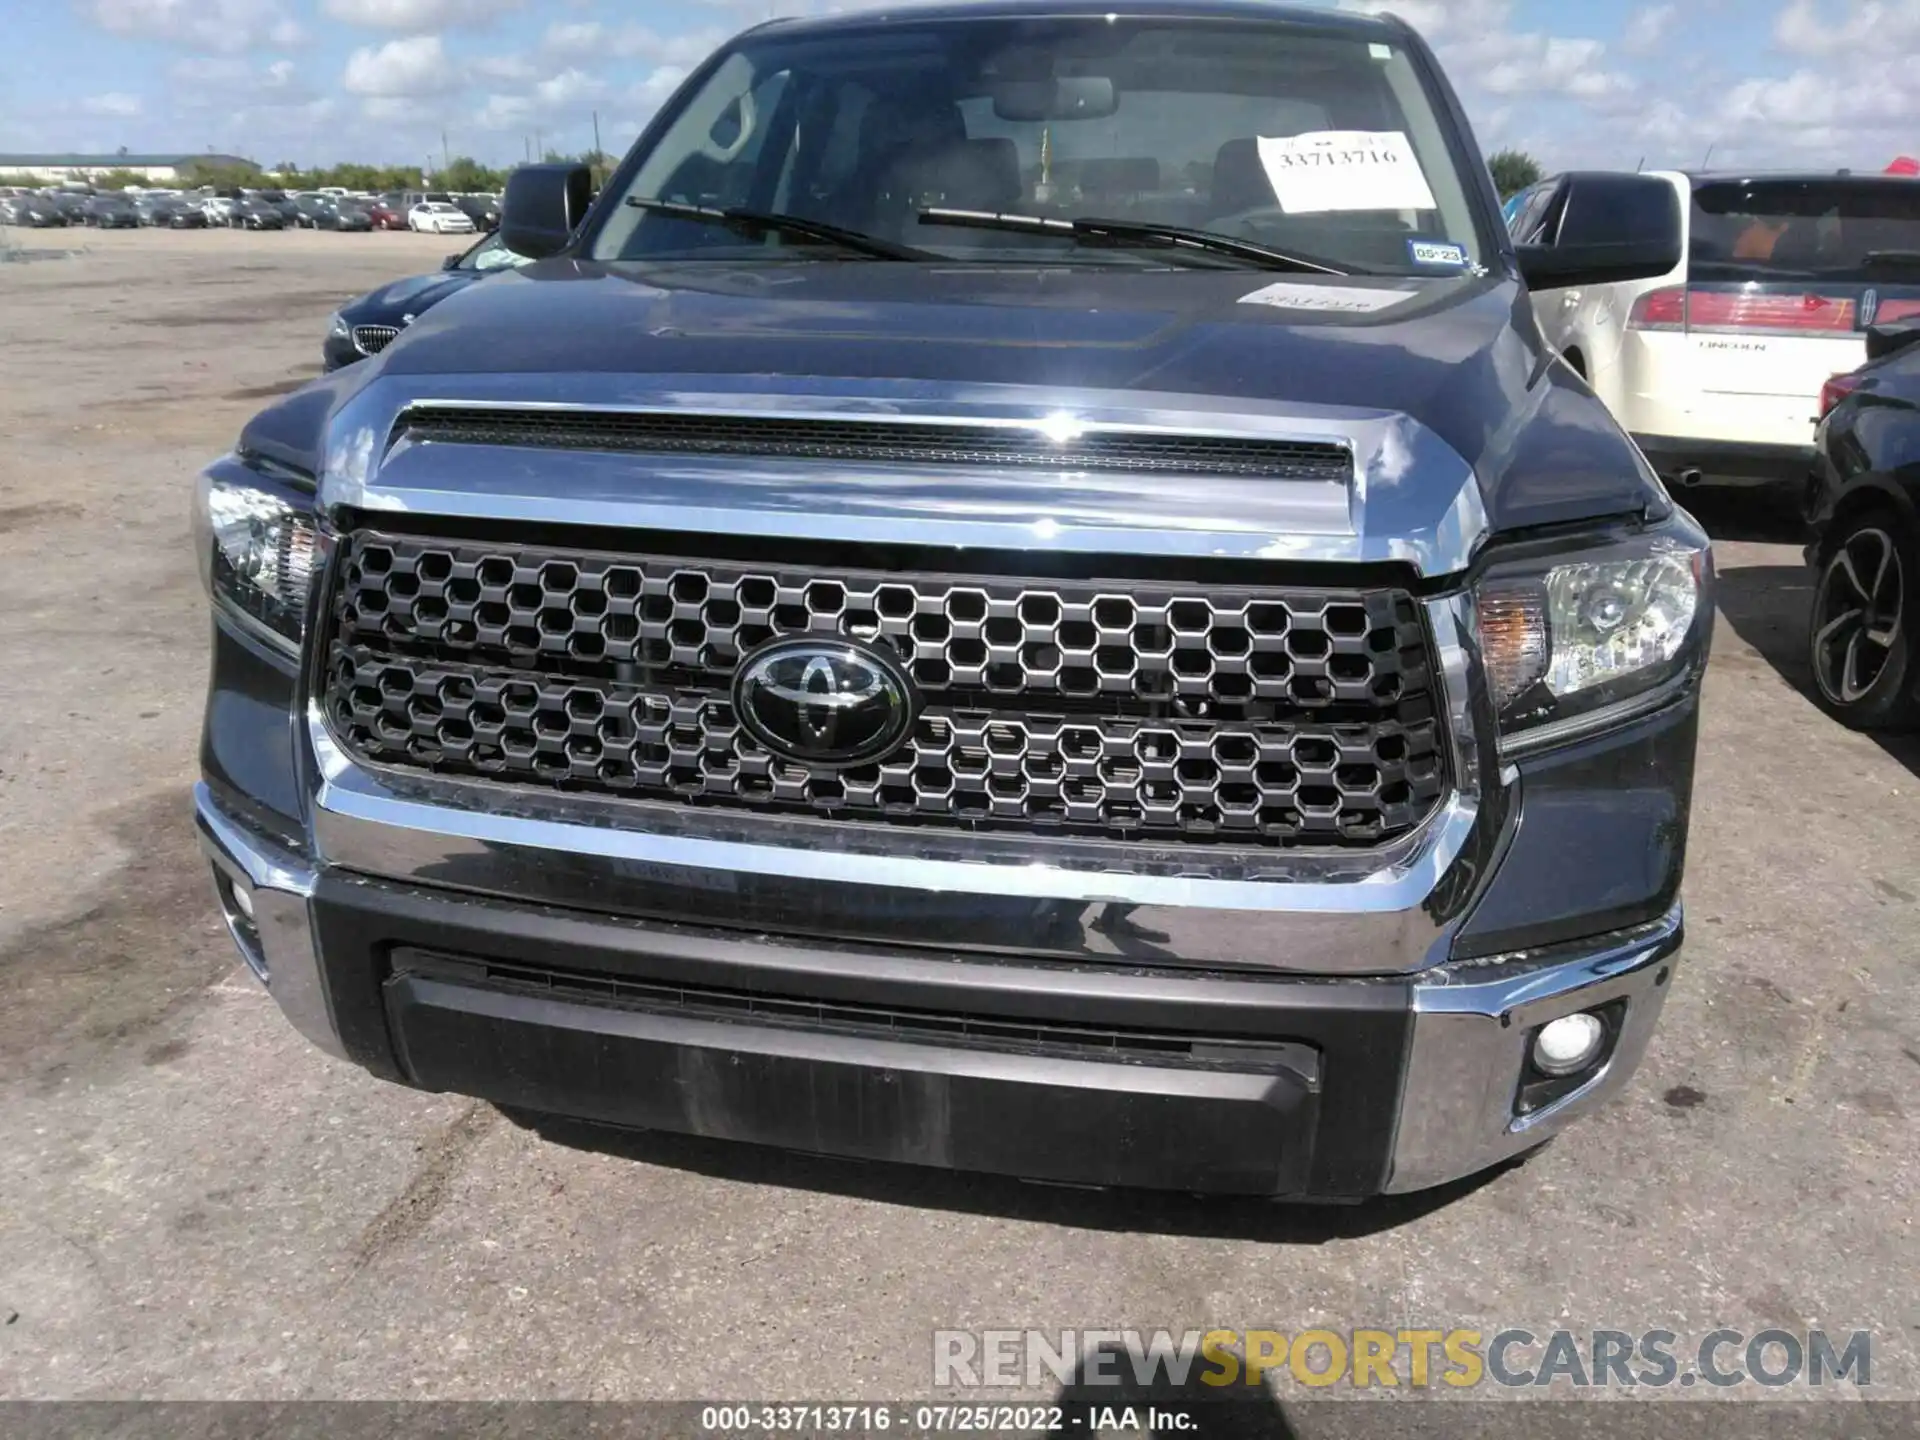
[318, 372, 1490, 576]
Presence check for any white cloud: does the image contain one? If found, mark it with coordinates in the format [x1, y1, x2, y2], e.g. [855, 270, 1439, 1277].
[172, 55, 313, 106]
[470, 19, 725, 81]
[472, 54, 537, 82]
[81, 92, 144, 117]
[699, 0, 807, 15]
[1633, 1, 1920, 169]
[540, 20, 729, 65]
[538, 19, 606, 59]
[1478, 36, 1632, 98]
[462, 24, 711, 144]
[1621, 4, 1676, 56]
[342, 35, 458, 96]
[1340, 0, 1635, 101]
[78, 0, 298, 53]
[322, 0, 522, 29]
[474, 94, 534, 130]
[533, 68, 605, 108]
[362, 95, 433, 123]
[1774, 0, 1920, 55]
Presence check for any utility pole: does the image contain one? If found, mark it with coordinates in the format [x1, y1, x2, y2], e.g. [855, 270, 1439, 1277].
[535, 127, 544, 161]
[441, 129, 450, 173]
[592, 110, 603, 182]
[524, 135, 532, 164]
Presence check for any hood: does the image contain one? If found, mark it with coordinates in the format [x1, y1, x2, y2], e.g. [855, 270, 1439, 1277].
[370, 260, 1660, 534]
[339, 268, 481, 325]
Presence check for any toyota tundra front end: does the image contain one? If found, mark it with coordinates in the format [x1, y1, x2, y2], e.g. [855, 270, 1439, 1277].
[193, 1, 1707, 1199]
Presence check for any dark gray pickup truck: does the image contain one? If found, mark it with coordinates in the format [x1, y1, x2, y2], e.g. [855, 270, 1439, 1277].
[194, 0, 1709, 1199]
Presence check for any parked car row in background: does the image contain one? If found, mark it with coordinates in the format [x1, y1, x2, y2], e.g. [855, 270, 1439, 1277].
[1508, 166, 1920, 733]
[0, 183, 501, 235]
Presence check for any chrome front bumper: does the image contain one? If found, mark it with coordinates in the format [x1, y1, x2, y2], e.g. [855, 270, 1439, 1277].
[196, 781, 1681, 1197]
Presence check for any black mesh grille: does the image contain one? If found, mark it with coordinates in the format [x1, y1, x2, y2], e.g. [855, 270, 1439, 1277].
[322, 532, 1447, 847]
[393, 407, 1354, 481]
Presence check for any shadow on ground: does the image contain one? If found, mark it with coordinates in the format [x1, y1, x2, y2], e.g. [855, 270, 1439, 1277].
[1680, 485, 1808, 545]
[1713, 562, 1920, 780]
[505, 1109, 1528, 1243]
[1042, 1342, 1903, 1440]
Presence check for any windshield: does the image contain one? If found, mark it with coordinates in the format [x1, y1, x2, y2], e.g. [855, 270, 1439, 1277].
[1691, 179, 1920, 282]
[591, 14, 1486, 274]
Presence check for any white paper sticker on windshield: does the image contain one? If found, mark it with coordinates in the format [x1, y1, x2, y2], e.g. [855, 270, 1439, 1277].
[1256, 130, 1437, 215]
[1237, 282, 1413, 314]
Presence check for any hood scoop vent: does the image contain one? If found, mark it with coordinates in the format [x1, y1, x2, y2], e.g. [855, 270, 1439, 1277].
[390, 405, 1352, 481]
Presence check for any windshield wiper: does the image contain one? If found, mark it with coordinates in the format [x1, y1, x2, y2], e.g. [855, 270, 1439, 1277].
[917, 208, 1352, 274]
[1862, 249, 1920, 272]
[624, 197, 935, 261]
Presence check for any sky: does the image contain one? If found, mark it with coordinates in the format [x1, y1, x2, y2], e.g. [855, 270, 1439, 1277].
[0, 0, 1915, 174]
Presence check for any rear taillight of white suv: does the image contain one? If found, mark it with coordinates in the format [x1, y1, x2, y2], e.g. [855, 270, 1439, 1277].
[1627, 285, 1863, 337]
[1625, 287, 1687, 331]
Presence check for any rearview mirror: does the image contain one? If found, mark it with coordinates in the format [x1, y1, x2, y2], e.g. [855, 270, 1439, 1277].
[991, 76, 1117, 123]
[500, 163, 593, 260]
[1516, 172, 1681, 291]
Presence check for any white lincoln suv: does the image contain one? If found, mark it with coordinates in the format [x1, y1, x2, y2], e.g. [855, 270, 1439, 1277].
[1509, 169, 1920, 491]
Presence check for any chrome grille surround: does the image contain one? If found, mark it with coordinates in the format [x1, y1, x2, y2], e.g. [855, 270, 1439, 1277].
[352, 325, 400, 356]
[322, 531, 1447, 847]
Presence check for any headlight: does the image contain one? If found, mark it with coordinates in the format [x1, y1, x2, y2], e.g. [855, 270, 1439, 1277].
[1475, 529, 1711, 755]
[193, 466, 320, 655]
[327, 311, 351, 340]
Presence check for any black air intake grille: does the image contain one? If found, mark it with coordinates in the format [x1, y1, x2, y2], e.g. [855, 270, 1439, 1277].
[396, 949, 1321, 1076]
[392, 406, 1354, 481]
[322, 532, 1447, 848]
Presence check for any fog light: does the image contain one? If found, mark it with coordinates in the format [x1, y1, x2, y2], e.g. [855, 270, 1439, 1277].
[230, 882, 255, 922]
[1532, 1012, 1607, 1077]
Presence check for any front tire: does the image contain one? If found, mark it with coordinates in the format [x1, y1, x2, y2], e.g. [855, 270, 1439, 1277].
[1808, 506, 1920, 730]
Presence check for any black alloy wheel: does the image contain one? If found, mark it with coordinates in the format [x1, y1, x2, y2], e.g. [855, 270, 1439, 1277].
[1809, 509, 1919, 729]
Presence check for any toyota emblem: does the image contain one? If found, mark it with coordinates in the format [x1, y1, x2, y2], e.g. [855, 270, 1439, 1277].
[732, 638, 916, 768]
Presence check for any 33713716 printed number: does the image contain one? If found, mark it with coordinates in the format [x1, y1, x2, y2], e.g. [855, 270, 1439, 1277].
[697, 1405, 1075, 1433]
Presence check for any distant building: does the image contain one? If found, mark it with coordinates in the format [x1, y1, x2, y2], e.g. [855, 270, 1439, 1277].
[0, 153, 258, 183]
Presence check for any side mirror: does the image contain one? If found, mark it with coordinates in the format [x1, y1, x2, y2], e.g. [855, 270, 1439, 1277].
[1866, 319, 1920, 363]
[500, 163, 593, 260]
[442, 253, 460, 270]
[1516, 172, 1681, 291]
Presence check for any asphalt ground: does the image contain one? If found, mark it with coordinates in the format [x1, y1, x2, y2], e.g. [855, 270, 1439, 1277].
[0, 226, 1916, 1430]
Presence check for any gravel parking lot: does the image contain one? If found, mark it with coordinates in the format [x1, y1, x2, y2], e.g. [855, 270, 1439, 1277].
[1, 227, 1917, 1419]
